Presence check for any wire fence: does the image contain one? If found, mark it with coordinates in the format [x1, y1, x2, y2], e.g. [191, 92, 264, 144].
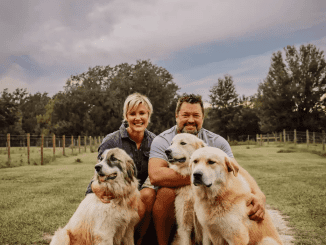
[1, 130, 325, 168]
[0, 134, 104, 168]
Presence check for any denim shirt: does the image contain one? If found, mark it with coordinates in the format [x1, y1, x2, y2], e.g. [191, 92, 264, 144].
[85, 122, 156, 194]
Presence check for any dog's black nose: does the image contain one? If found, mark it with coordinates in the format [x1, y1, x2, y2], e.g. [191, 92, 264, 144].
[193, 172, 203, 179]
[95, 165, 102, 172]
[165, 149, 172, 157]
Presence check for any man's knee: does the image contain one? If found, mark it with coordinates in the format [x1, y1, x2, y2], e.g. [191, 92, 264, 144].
[154, 187, 176, 211]
[140, 187, 156, 210]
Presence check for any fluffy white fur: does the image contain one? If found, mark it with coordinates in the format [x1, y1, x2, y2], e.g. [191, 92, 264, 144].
[50, 148, 140, 245]
[166, 133, 206, 245]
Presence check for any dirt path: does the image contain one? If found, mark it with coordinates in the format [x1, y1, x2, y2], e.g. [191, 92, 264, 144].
[267, 205, 295, 245]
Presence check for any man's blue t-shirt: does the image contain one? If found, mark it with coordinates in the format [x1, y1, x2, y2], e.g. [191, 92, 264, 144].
[149, 125, 234, 162]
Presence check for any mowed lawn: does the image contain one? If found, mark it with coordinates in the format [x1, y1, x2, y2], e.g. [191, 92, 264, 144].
[0, 144, 325, 244]
[233, 144, 326, 245]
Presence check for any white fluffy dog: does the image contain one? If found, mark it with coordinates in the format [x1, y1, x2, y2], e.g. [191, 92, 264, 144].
[165, 133, 206, 245]
[50, 148, 140, 245]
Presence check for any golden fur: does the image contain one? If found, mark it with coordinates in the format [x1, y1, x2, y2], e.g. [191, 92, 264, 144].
[50, 148, 140, 245]
[166, 133, 206, 245]
[190, 147, 283, 245]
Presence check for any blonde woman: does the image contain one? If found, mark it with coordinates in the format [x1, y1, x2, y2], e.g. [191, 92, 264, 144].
[86, 93, 157, 245]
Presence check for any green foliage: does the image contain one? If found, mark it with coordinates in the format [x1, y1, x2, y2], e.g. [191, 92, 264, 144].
[50, 59, 179, 136]
[256, 44, 326, 132]
[36, 97, 57, 136]
[205, 75, 260, 139]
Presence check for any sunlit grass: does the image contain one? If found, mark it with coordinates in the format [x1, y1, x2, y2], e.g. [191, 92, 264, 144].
[1, 145, 325, 244]
[0, 152, 97, 244]
[232, 145, 326, 245]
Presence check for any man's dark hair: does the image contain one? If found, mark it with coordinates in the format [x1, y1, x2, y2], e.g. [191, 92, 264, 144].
[175, 93, 204, 116]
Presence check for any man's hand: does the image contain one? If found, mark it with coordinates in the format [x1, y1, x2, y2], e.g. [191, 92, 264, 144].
[247, 194, 266, 222]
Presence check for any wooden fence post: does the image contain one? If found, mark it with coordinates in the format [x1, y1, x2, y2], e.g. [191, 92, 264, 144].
[89, 136, 92, 152]
[306, 130, 309, 148]
[84, 136, 87, 152]
[63, 135, 65, 156]
[27, 133, 30, 164]
[41, 134, 44, 165]
[53, 134, 56, 159]
[256, 134, 258, 145]
[78, 136, 81, 153]
[283, 129, 286, 143]
[294, 129, 297, 145]
[7, 133, 10, 165]
[71, 136, 74, 155]
[313, 132, 315, 145]
[279, 133, 282, 143]
[260, 134, 263, 146]
[322, 130, 325, 151]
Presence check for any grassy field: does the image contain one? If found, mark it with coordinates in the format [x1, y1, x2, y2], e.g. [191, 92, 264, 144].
[234, 144, 326, 245]
[0, 144, 325, 244]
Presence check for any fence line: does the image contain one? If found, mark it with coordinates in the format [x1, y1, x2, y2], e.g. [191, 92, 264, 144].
[256, 129, 325, 150]
[1, 129, 325, 167]
[1, 134, 104, 167]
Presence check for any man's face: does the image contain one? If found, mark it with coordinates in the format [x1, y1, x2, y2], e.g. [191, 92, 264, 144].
[176, 102, 204, 135]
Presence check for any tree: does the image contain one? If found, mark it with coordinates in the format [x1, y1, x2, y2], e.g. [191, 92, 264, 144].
[0, 89, 19, 133]
[44, 60, 180, 136]
[256, 44, 326, 132]
[206, 75, 240, 138]
[0, 88, 29, 134]
[21, 92, 50, 134]
[209, 74, 238, 109]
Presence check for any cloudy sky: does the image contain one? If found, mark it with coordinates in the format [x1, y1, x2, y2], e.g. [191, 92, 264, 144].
[1, 0, 326, 102]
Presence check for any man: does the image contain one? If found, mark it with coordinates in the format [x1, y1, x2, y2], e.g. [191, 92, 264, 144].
[148, 94, 266, 245]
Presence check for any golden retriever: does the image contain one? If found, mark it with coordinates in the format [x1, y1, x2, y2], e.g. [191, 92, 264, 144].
[165, 133, 206, 245]
[190, 147, 283, 245]
[50, 148, 140, 245]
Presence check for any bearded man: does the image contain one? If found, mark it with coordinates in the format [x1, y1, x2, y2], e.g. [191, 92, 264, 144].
[148, 94, 266, 245]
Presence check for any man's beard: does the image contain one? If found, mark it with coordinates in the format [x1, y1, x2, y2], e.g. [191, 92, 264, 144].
[177, 123, 200, 135]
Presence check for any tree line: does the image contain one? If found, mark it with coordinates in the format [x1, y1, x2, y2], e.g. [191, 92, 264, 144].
[1, 44, 325, 140]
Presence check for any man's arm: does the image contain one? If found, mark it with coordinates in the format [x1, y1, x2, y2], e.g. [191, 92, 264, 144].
[238, 163, 266, 221]
[148, 157, 190, 187]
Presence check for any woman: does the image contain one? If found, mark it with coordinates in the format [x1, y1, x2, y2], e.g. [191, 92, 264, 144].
[85, 92, 157, 245]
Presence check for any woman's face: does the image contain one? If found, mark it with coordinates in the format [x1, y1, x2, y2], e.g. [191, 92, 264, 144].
[126, 103, 150, 133]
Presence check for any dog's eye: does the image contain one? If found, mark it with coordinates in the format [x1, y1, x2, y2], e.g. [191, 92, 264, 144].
[110, 155, 118, 161]
[208, 160, 215, 165]
[193, 160, 198, 164]
[180, 142, 186, 145]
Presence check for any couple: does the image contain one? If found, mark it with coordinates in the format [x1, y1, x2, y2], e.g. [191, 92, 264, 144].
[86, 92, 266, 245]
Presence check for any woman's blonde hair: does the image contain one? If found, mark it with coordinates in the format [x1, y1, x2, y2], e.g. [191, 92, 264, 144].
[123, 93, 153, 122]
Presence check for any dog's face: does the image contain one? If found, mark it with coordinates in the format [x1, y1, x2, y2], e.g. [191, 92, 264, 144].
[95, 148, 136, 184]
[165, 133, 206, 167]
[190, 147, 239, 188]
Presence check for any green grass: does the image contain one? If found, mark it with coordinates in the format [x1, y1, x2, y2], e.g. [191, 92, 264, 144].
[233, 145, 326, 245]
[0, 145, 325, 244]
[0, 152, 98, 244]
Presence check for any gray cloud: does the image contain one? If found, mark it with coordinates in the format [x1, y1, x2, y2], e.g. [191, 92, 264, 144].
[1, 0, 325, 96]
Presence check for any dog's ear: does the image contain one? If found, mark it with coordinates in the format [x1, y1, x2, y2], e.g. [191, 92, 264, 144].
[225, 157, 239, 177]
[125, 159, 136, 184]
[195, 140, 207, 149]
